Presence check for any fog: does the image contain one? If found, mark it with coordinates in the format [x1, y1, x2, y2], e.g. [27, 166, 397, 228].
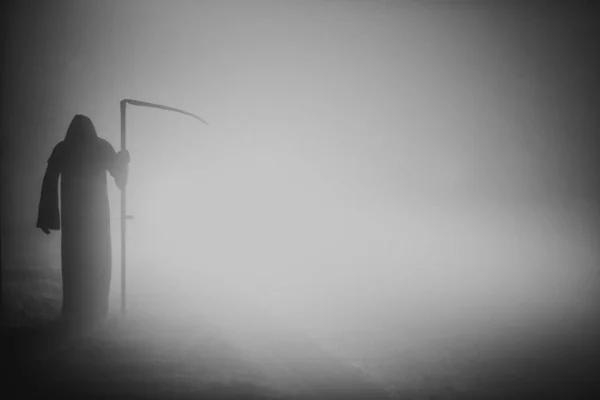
[120, 102, 598, 344]
[2, 1, 599, 395]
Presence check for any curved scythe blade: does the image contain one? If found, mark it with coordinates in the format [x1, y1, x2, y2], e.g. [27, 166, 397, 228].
[122, 99, 208, 125]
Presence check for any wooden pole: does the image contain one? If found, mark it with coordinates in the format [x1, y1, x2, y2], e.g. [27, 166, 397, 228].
[120, 100, 127, 317]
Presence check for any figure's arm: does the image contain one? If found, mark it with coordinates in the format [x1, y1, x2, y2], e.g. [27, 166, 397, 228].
[36, 145, 62, 234]
[102, 140, 130, 190]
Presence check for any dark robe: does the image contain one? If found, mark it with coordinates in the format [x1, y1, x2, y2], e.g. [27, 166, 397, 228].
[37, 115, 128, 329]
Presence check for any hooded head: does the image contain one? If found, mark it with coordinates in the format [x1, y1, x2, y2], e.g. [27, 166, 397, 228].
[64, 114, 98, 144]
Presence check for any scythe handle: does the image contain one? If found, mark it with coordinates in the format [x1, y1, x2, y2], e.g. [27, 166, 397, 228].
[120, 100, 127, 317]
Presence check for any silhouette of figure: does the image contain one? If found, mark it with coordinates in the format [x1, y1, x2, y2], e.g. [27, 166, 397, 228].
[36, 114, 129, 331]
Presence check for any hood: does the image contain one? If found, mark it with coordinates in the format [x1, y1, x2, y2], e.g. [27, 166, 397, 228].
[64, 114, 98, 144]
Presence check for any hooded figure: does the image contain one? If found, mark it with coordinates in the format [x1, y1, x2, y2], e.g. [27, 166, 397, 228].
[37, 114, 129, 330]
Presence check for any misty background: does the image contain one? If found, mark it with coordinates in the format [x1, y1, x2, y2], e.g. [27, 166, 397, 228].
[2, 1, 599, 396]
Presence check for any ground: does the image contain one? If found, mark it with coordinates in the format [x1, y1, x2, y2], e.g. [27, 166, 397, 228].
[2, 261, 599, 399]
[1, 263, 392, 399]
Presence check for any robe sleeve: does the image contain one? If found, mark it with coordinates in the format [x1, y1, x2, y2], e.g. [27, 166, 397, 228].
[100, 139, 129, 190]
[36, 143, 63, 231]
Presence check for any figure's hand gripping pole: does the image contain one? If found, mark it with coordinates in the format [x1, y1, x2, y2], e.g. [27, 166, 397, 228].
[119, 99, 208, 317]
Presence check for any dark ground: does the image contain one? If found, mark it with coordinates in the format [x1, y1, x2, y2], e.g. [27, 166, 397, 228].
[2, 314, 399, 400]
[2, 261, 599, 399]
[1, 263, 393, 400]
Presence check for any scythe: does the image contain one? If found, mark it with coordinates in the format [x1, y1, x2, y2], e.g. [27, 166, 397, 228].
[119, 99, 208, 316]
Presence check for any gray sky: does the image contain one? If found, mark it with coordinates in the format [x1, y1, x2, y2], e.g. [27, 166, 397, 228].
[2, 1, 598, 225]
